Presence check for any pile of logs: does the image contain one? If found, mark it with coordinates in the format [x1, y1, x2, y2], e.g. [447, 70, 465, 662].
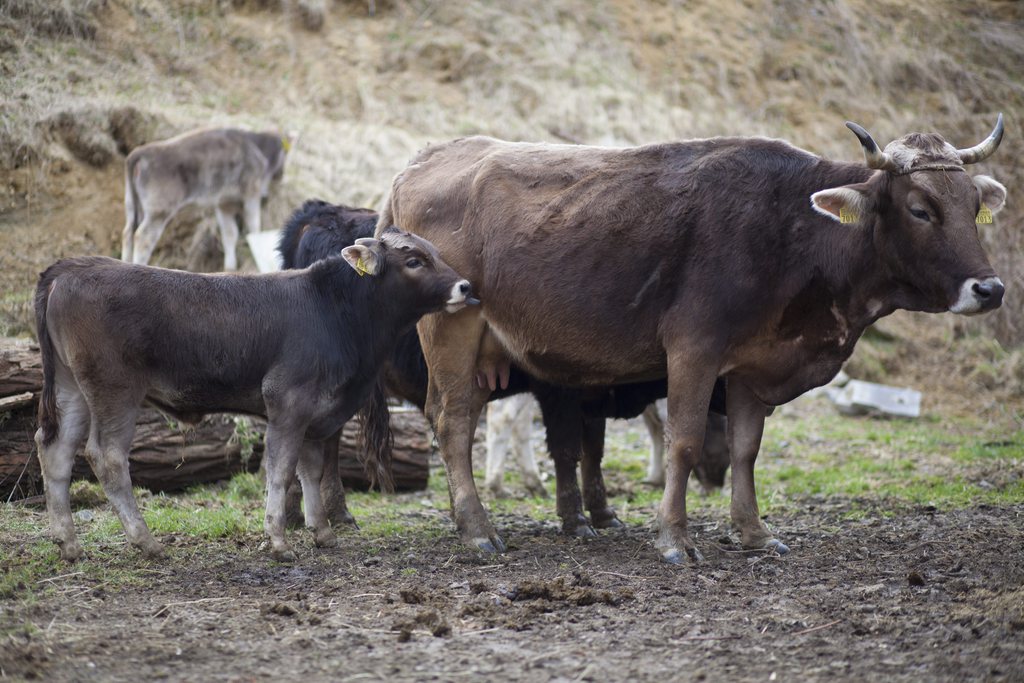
[0, 338, 432, 501]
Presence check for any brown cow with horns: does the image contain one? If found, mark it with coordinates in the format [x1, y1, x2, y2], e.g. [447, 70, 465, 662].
[378, 116, 1007, 563]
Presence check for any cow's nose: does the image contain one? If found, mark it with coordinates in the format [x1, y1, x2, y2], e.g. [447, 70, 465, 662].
[973, 277, 1005, 309]
[459, 281, 471, 295]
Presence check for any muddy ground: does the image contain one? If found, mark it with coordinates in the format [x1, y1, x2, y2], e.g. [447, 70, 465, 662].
[3, 494, 1023, 682]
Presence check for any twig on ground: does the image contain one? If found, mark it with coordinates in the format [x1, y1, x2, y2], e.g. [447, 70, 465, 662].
[792, 619, 842, 637]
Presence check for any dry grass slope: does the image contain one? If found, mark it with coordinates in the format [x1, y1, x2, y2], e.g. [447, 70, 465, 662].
[0, 0, 1021, 406]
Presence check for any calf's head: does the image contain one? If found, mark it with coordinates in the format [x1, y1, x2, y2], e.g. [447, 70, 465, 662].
[811, 115, 1007, 315]
[341, 227, 477, 315]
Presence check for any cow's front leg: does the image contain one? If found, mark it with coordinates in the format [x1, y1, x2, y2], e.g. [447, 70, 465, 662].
[580, 417, 622, 529]
[726, 379, 788, 554]
[420, 311, 502, 552]
[296, 438, 337, 549]
[431, 383, 496, 551]
[263, 421, 306, 562]
[656, 350, 719, 564]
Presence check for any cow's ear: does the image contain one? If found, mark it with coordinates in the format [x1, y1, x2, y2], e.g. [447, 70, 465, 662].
[973, 175, 1007, 215]
[810, 183, 873, 224]
[341, 243, 380, 277]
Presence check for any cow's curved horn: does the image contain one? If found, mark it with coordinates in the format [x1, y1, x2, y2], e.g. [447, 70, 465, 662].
[845, 121, 899, 172]
[957, 113, 1004, 165]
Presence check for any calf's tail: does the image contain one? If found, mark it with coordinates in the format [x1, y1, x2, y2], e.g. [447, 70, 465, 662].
[35, 266, 61, 446]
[356, 380, 395, 493]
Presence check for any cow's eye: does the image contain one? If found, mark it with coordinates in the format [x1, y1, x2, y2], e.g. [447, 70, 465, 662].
[910, 207, 930, 222]
[405, 258, 423, 269]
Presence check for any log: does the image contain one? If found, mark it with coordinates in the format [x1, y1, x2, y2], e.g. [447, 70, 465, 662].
[0, 337, 431, 501]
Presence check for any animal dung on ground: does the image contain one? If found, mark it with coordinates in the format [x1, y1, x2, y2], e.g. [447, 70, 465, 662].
[828, 379, 922, 418]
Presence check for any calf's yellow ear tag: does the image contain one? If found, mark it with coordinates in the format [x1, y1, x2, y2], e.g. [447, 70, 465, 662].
[839, 206, 859, 224]
[976, 205, 993, 224]
[355, 256, 370, 276]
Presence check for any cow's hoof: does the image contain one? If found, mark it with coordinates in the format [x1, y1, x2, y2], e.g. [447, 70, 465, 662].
[661, 546, 704, 565]
[140, 543, 167, 561]
[523, 482, 550, 499]
[472, 535, 506, 554]
[572, 523, 598, 538]
[643, 476, 665, 487]
[766, 539, 790, 555]
[58, 541, 84, 563]
[272, 548, 298, 563]
[314, 531, 339, 548]
[591, 509, 624, 530]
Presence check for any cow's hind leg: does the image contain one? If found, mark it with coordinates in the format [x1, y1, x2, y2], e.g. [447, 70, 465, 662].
[215, 205, 241, 272]
[511, 396, 547, 498]
[580, 417, 623, 529]
[35, 379, 90, 562]
[320, 431, 358, 528]
[263, 421, 307, 562]
[726, 380, 788, 554]
[89, 407, 164, 559]
[296, 439, 337, 549]
[642, 402, 666, 486]
[131, 211, 172, 266]
[534, 387, 594, 538]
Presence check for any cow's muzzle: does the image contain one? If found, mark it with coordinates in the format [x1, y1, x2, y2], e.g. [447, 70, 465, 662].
[949, 276, 1004, 315]
[445, 280, 479, 312]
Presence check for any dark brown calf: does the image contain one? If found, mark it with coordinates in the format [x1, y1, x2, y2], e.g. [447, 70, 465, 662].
[35, 231, 473, 562]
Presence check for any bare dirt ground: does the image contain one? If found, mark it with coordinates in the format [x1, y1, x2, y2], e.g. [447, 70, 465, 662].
[3, 498, 1023, 682]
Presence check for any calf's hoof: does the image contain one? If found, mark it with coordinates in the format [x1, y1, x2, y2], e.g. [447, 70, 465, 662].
[271, 548, 298, 563]
[314, 529, 339, 548]
[765, 539, 790, 555]
[139, 541, 167, 561]
[523, 482, 550, 499]
[57, 540, 84, 563]
[661, 546, 704, 565]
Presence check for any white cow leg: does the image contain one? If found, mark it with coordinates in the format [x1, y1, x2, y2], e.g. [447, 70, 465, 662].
[642, 401, 666, 486]
[36, 382, 90, 562]
[215, 205, 241, 272]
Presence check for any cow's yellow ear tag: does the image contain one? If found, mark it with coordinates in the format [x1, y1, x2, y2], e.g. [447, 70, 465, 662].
[839, 206, 859, 224]
[355, 256, 370, 276]
[281, 136, 292, 153]
[976, 205, 993, 225]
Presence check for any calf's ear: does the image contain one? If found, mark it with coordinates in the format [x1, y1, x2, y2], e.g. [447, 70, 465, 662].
[810, 183, 873, 225]
[973, 175, 1007, 215]
[341, 243, 381, 276]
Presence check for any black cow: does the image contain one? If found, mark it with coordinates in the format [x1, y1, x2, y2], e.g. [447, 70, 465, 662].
[277, 200, 729, 539]
[35, 233, 474, 563]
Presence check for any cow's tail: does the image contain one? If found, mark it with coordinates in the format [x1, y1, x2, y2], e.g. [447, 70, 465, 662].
[356, 380, 395, 493]
[120, 154, 141, 262]
[35, 265, 61, 446]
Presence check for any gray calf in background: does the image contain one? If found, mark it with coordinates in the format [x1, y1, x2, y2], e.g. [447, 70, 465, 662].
[121, 127, 293, 271]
